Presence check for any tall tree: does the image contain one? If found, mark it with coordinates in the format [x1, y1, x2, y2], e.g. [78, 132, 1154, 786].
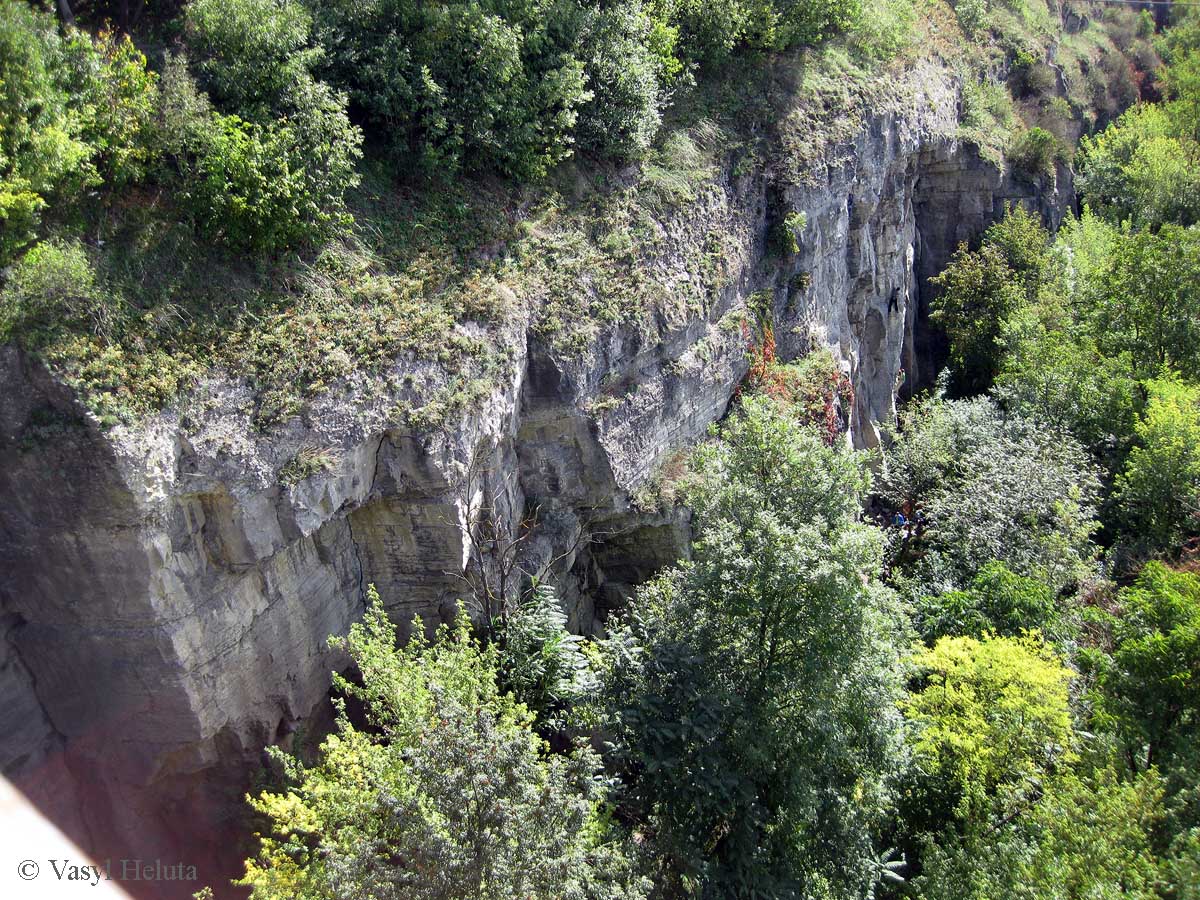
[602, 396, 906, 897]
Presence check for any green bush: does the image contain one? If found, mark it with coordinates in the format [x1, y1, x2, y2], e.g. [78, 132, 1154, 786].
[0, 1, 157, 263]
[916, 561, 1060, 643]
[1083, 561, 1200, 774]
[769, 210, 808, 256]
[153, 52, 216, 160]
[174, 74, 361, 253]
[0, 239, 122, 345]
[958, 75, 1017, 162]
[951, 0, 989, 38]
[1008, 126, 1066, 178]
[239, 587, 648, 899]
[576, 1, 667, 158]
[1009, 49, 1056, 99]
[777, 0, 865, 48]
[184, 0, 318, 111]
[495, 583, 597, 732]
[850, 0, 916, 60]
[312, 0, 589, 179]
[669, 0, 754, 66]
[602, 396, 905, 897]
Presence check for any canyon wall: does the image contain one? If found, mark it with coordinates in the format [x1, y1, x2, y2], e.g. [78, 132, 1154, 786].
[0, 59, 1071, 898]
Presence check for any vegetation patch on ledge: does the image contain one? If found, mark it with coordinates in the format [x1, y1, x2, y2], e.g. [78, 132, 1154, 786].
[0, 0, 1158, 434]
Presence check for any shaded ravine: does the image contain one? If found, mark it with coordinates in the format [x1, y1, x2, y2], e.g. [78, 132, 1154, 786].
[0, 62, 1071, 899]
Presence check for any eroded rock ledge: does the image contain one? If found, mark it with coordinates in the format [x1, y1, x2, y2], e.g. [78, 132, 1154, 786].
[0, 60, 1070, 898]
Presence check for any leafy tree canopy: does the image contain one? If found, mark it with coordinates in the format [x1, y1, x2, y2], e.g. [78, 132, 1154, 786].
[900, 633, 1075, 829]
[915, 560, 1061, 645]
[882, 395, 1099, 596]
[601, 395, 906, 898]
[1114, 377, 1200, 560]
[1083, 561, 1200, 775]
[240, 587, 647, 900]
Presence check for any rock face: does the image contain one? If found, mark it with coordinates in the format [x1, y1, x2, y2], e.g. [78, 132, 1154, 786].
[0, 61, 1070, 898]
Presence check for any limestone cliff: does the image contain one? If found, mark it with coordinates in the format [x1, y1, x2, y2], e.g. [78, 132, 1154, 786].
[0, 58, 1071, 898]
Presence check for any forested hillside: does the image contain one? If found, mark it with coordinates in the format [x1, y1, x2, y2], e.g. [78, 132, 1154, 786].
[2, 1, 1199, 899]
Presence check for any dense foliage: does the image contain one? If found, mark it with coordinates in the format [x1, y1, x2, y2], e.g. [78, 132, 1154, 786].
[883, 14, 1200, 898]
[240, 587, 647, 900]
[880, 393, 1099, 594]
[601, 396, 905, 897]
[0, 1, 156, 263]
[899, 633, 1074, 831]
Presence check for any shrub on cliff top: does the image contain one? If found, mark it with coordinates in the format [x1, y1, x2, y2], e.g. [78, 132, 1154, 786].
[184, 0, 317, 111]
[0, 1, 158, 264]
[0, 239, 122, 345]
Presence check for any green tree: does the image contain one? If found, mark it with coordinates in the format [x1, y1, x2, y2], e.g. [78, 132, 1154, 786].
[929, 206, 1052, 397]
[881, 396, 1099, 595]
[1078, 103, 1200, 227]
[1163, 48, 1200, 151]
[979, 203, 1051, 302]
[900, 634, 1075, 831]
[1084, 561, 1200, 774]
[311, 0, 590, 178]
[993, 209, 1141, 453]
[239, 587, 647, 900]
[1090, 225, 1200, 381]
[0, 1, 158, 262]
[184, 0, 319, 111]
[915, 561, 1060, 644]
[930, 242, 1024, 394]
[496, 582, 597, 733]
[909, 765, 1164, 900]
[1163, 826, 1200, 900]
[996, 303, 1140, 452]
[603, 395, 906, 897]
[1114, 377, 1200, 557]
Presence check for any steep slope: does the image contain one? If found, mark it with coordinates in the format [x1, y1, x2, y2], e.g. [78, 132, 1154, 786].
[1, 52, 1076, 897]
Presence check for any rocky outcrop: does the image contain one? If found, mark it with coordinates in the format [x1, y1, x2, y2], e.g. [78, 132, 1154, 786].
[0, 59, 1071, 898]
